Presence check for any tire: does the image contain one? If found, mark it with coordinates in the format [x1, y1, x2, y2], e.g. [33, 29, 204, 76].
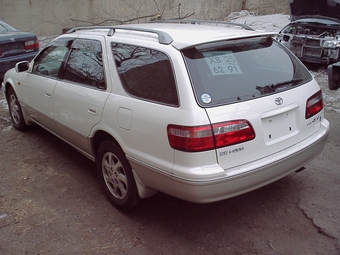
[7, 87, 28, 131]
[97, 141, 141, 210]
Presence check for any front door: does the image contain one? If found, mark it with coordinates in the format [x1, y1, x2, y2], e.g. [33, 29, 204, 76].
[20, 40, 70, 129]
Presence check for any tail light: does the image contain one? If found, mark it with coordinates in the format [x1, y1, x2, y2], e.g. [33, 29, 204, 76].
[167, 120, 255, 152]
[25, 39, 39, 51]
[306, 90, 323, 119]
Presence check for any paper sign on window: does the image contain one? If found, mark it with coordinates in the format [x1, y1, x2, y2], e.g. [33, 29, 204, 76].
[203, 51, 243, 75]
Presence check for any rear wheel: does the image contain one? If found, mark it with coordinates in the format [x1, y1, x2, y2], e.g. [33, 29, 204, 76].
[97, 141, 141, 210]
[7, 87, 28, 131]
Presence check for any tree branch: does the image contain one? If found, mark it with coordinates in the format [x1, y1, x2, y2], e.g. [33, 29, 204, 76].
[70, 12, 161, 25]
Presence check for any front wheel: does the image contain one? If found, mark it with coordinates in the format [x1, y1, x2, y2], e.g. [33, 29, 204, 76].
[97, 141, 141, 210]
[7, 87, 28, 131]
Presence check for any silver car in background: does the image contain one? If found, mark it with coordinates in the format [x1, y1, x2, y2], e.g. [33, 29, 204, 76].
[278, 0, 340, 64]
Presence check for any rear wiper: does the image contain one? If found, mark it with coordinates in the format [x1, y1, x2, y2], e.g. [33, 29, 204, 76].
[269, 78, 303, 90]
[256, 78, 303, 94]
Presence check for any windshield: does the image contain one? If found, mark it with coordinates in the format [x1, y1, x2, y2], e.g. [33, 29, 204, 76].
[289, 0, 340, 21]
[182, 37, 312, 107]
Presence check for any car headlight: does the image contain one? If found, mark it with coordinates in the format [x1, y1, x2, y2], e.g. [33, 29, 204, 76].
[322, 40, 339, 48]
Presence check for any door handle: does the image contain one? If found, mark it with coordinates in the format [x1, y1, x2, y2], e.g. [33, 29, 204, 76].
[88, 104, 99, 115]
[88, 108, 97, 115]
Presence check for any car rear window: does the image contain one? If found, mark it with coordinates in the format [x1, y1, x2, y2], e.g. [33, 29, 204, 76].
[0, 21, 17, 33]
[182, 36, 312, 107]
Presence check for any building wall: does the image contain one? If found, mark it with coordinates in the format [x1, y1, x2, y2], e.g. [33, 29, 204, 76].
[0, 0, 289, 36]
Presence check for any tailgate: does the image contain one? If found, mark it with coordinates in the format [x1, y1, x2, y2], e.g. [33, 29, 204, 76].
[205, 81, 324, 170]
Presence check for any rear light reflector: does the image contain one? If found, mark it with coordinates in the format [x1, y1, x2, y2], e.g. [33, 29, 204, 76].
[306, 90, 323, 119]
[25, 39, 39, 51]
[167, 120, 255, 152]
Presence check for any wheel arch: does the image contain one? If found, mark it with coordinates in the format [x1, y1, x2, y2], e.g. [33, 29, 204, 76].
[4, 81, 16, 100]
[91, 130, 158, 199]
[4, 82, 32, 128]
[92, 130, 120, 161]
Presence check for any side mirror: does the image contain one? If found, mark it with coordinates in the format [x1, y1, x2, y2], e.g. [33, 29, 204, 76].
[328, 61, 340, 90]
[282, 35, 290, 42]
[15, 61, 30, 73]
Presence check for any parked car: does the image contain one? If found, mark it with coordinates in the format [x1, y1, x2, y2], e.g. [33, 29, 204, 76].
[1, 20, 330, 210]
[0, 20, 39, 81]
[277, 0, 340, 64]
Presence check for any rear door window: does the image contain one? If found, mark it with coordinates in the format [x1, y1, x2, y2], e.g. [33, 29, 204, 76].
[63, 38, 106, 90]
[182, 37, 312, 107]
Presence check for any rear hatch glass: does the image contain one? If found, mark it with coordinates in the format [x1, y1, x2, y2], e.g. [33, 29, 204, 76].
[182, 36, 312, 107]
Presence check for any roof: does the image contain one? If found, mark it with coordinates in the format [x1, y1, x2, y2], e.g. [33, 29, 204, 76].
[67, 21, 277, 50]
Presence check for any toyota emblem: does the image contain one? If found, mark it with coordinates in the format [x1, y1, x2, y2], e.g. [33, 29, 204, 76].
[275, 97, 283, 105]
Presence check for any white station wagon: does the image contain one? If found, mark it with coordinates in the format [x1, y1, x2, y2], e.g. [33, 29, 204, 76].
[1, 20, 330, 210]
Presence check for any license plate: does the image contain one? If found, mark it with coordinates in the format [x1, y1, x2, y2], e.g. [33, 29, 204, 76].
[262, 109, 298, 145]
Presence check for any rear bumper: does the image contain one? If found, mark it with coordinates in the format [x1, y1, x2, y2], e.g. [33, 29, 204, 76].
[0, 51, 37, 79]
[172, 119, 330, 203]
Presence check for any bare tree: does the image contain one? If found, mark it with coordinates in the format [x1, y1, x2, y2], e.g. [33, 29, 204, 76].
[69, 0, 195, 26]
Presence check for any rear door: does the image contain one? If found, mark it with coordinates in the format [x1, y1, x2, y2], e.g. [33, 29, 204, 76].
[52, 36, 109, 154]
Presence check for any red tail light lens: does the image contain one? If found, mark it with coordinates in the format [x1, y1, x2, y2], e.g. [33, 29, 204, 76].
[167, 124, 215, 152]
[25, 39, 39, 51]
[167, 120, 255, 152]
[213, 120, 256, 148]
[306, 90, 323, 119]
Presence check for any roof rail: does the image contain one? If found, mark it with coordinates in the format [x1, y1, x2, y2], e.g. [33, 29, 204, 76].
[151, 19, 255, 31]
[66, 26, 173, 45]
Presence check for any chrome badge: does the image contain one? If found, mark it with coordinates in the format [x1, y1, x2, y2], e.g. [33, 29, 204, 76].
[275, 97, 283, 105]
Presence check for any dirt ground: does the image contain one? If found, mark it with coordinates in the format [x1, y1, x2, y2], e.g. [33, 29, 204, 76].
[0, 69, 340, 255]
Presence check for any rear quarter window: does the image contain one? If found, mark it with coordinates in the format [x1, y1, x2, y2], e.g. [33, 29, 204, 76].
[111, 43, 179, 106]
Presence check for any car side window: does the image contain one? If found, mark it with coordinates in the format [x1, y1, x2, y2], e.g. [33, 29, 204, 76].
[63, 38, 106, 90]
[111, 43, 179, 106]
[32, 38, 71, 78]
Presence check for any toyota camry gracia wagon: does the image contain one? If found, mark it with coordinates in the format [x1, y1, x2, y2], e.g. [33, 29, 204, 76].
[1, 20, 330, 210]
